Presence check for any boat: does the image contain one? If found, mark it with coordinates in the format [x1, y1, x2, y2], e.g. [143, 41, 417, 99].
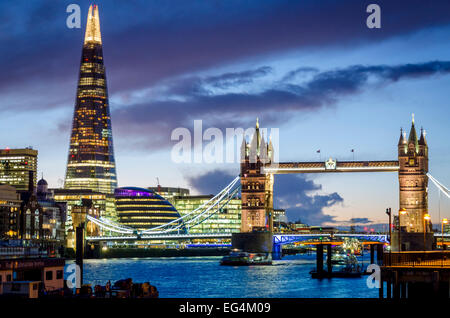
[310, 254, 362, 278]
[220, 249, 272, 266]
[331, 252, 348, 265]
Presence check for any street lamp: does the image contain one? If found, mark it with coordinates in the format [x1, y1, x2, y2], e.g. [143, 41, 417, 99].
[386, 208, 392, 264]
[442, 218, 448, 250]
[424, 214, 431, 251]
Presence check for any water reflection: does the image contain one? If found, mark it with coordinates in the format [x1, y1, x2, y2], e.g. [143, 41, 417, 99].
[71, 254, 378, 298]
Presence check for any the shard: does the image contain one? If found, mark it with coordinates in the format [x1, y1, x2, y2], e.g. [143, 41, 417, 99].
[64, 5, 117, 194]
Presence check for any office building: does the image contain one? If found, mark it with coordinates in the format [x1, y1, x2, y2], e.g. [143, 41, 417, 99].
[173, 195, 241, 234]
[0, 148, 37, 191]
[64, 5, 117, 194]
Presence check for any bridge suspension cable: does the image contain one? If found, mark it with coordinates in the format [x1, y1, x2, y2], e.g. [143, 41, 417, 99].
[85, 176, 241, 236]
[141, 176, 241, 234]
[427, 173, 450, 199]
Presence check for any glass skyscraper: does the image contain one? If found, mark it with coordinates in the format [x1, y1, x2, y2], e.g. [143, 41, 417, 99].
[64, 5, 117, 194]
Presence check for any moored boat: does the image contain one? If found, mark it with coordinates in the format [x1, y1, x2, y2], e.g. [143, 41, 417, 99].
[220, 249, 272, 266]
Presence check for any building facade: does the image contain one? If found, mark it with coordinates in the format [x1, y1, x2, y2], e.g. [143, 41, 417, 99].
[51, 188, 114, 236]
[115, 187, 183, 231]
[240, 119, 274, 232]
[147, 186, 190, 205]
[398, 117, 429, 233]
[0, 185, 22, 239]
[36, 179, 66, 249]
[173, 195, 241, 234]
[0, 148, 37, 192]
[64, 5, 117, 194]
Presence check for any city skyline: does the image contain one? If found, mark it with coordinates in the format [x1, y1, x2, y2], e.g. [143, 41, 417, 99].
[1, 1, 450, 227]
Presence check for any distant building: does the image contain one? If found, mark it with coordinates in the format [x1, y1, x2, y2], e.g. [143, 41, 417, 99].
[66, 199, 101, 249]
[115, 187, 184, 231]
[51, 188, 115, 236]
[36, 179, 66, 249]
[0, 148, 38, 191]
[273, 208, 288, 232]
[290, 223, 310, 233]
[147, 186, 190, 204]
[0, 184, 22, 239]
[173, 195, 241, 234]
[273, 209, 287, 223]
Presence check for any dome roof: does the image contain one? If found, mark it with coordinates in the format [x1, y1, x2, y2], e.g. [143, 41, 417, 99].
[114, 186, 184, 232]
[37, 178, 48, 186]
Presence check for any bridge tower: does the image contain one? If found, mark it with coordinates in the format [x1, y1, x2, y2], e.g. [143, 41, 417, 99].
[396, 115, 431, 250]
[240, 119, 274, 233]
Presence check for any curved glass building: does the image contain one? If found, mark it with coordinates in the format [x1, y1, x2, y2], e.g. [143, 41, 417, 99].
[114, 187, 184, 231]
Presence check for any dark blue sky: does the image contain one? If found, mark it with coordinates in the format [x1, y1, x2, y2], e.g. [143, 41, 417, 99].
[1, 1, 449, 226]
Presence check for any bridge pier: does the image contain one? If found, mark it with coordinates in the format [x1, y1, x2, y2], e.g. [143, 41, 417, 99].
[272, 244, 282, 260]
[377, 244, 383, 264]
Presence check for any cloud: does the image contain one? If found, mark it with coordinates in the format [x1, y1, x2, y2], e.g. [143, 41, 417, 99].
[349, 218, 372, 224]
[274, 174, 343, 225]
[186, 169, 238, 195]
[186, 170, 344, 226]
[2, 0, 450, 112]
[113, 60, 450, 150]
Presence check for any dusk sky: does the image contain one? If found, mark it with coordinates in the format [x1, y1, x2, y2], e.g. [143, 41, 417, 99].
[1, 0, 449, 227]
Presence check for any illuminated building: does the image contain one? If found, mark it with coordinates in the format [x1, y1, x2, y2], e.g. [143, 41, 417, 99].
[0, 184, 21, 239]
[173, 195, 241, 234]
[64, 5, 117, 194]
[66, 199, 100, 249]
[115, 187, 184, 231]
[36, 179, 66, 248]
[0, 148, 38, 191]
[51, 188, 115, 236]
[240, 119, 274, 232]
[398, 116, 429, 232]
[147, 186, 190, 204]
[273, 208, 288, 232]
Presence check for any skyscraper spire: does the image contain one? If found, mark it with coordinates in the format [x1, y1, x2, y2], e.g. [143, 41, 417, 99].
[84, 4, 102, 45]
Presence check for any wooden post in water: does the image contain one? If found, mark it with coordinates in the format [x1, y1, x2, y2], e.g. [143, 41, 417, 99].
[317, 244, 324, 276]
[370, 244, 375, 264]
[326, 244, 332, 275]
[377, 244, 383, 264]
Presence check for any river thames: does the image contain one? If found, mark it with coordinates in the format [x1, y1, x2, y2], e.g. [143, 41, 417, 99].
[73, 254, 379, 298]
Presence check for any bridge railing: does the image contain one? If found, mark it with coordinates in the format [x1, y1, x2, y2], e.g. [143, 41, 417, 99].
[384, 251, 450, 268]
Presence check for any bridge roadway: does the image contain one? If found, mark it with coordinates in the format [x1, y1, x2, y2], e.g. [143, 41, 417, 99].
[262, 160, 400, 174]
[86, 232, 450, 243]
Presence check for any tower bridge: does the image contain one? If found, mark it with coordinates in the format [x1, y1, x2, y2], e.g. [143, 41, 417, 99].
[239, 115, 436, 251]
[85, 116, 449, 253]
